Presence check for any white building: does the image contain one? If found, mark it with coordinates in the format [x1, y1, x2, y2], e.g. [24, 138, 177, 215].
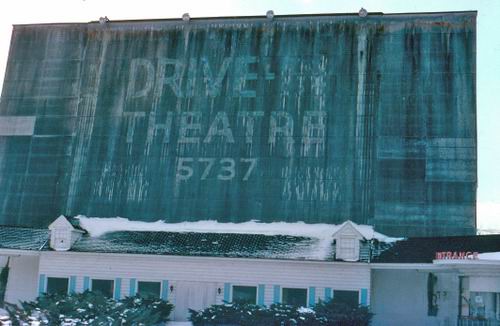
[371, 236, 500, 326]
[0, 216, 391, 321]
[1, 216, 499, 325]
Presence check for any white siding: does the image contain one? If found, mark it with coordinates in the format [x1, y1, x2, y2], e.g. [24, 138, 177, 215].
[371, 269, 458, 326]
[470, 276, 500, 292]
[39, 252, 371, 306]
[5, 256, 40, 304]
[215, 282, 225, 304]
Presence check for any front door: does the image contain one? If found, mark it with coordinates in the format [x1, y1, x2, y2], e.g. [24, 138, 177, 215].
[173, 281, 218, 321]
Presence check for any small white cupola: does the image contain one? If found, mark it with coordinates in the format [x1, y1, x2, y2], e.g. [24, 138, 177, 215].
[48, 215, 84, 251]
[332, 221, 365, 262]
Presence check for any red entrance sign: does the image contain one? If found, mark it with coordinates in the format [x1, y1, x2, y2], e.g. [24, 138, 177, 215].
[435, 251, 479, 260]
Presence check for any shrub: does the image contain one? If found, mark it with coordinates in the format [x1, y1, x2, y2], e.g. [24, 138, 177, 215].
[314, 299, 373, 326]
[189, 303, 320, 326]
[5, 291, 173, 325]
[189, 299, 373, 326]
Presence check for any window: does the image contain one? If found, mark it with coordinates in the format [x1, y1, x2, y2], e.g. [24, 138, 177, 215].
[91, 279, 114, 298]
[232, 286, 257, 304]
[333, 290, 359, 308]
[337, 237, 357, 260]
[282, 288, 307, 307]
[137, 281, 161, 299]
[469, 292, 500, 320]
[46, 277, 69, 295]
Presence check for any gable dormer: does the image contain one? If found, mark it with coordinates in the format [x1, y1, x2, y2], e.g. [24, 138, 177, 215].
[48, 215, 84, 251]
[332, 221, 365, 262]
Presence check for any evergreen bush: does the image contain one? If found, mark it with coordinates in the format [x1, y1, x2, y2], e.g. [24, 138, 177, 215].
[189, 299, 373, 326]
[5, 291, 173, 325]
[314, 299, 373, 326]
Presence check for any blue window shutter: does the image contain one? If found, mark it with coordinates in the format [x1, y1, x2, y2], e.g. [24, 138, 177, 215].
[257, 284, 265, 305]
[161, 280, 169, 300]
[360, 288, 368, 306]
[114, 278, 122, 300]
[69, 276, 77, 294]
[273, 285, 280, 304]
[308, 287, 316, 307]
[83, 276, 90, 291]
[223, 283, 231, 302]
[129, 278, 137, 296]
[38, 274, 46, 295]
[324, 287, 332, 301]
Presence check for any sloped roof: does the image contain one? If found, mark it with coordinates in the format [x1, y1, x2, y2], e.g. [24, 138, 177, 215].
[71, 231, 328, 260]
[0, 226, 50, 251]
[331, 220, 400, 242]
[373, 234, 500, 263]
[75, 216, 400, 242]
[0, 225, 333, 261]
[0, 217, 399, 261]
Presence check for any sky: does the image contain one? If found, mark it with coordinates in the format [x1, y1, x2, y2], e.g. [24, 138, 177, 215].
[0, 0, 499, 231]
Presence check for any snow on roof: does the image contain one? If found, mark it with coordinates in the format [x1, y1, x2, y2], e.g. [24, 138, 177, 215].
[75, 216, 400, 260]
[76, 216, 396, 238]
[77, 216, 334, 237]
[76, 216, 344, 260]
[477, 252, 500, 261]
[333, 220, 402, 243]
[76, 215, 399, 241]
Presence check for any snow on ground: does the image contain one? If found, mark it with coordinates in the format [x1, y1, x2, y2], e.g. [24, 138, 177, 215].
[0, 314, 189, 326]
[478, 252, 500, 260]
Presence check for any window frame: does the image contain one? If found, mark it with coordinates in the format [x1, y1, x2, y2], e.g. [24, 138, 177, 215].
[496, 293, 500, 320]
[136, 280, 162, 299]
[90, 278, 115, 298]
[231, 285, 258, 304]
[281, 287, 309, 307]
[45, 276, 70, 295]
[468, 291, 500, 320]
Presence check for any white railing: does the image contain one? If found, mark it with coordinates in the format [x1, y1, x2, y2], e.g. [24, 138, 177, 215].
[459, 319, 500, 326]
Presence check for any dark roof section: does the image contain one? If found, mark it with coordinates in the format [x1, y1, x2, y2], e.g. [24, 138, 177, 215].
[0, 226, 50, 251]
[65, 216, 86, 232]
[71, 231, 326, 260]
[373, 234, 500, 263]
[0, 225, 330, 260]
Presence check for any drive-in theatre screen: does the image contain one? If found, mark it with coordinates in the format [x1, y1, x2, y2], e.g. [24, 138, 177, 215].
[0, 12, 476, 236]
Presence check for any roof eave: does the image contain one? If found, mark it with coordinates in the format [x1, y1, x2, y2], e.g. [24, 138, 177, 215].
[434, 259, 500, 266]
[370, 263, 444, 270]
[41, 250, 369, 266]
[0, 248, 41, 256]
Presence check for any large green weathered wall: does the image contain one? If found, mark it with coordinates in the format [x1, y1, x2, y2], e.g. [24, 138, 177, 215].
[0, 12, 476, 236]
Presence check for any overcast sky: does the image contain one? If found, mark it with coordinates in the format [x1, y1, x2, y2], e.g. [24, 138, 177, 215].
[0, 0, 499, 231]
